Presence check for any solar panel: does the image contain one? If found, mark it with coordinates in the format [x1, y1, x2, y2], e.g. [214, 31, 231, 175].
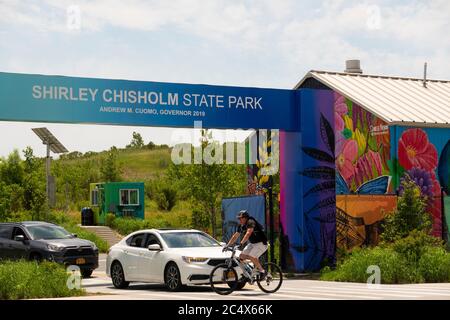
[31, 127, 68, 154]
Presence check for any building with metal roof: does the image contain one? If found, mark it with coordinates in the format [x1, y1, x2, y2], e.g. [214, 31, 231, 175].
[296, 68, 450, 127]
[278, 60, 450, 272]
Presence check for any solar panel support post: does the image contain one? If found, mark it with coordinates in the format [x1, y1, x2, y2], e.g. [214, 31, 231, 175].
[45, 142, 51, 220]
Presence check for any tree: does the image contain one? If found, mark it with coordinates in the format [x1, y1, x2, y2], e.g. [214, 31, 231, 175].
[168, 130, 246, 238]
[100, 147, 122, 182]
[127, 132, 145, 149]
[381, 176, 432, 242]
[155, 185, 177, 211]
[147, 141, 156, 150]
[191, 206, 210, 231]
[22, 147, 46, 214]
[0, 149, 24, 186]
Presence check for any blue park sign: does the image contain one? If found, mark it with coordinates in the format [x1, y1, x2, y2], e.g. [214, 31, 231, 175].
[0, 72, 299, 131]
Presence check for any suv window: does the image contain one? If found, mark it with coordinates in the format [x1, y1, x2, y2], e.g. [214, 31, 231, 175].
[12, 227, 28, 240]
[0, 225, 13, 239]
[127, 233, 147, 248]
[145, 234, 161, 247]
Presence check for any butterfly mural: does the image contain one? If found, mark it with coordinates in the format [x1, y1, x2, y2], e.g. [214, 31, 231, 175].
[336, 172, 391, 195]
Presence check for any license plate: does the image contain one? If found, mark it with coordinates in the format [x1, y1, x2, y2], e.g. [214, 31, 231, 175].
[76, 258, 86, 265]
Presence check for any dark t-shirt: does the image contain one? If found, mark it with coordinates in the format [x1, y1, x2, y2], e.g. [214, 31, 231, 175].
[237, 217, 267, 244]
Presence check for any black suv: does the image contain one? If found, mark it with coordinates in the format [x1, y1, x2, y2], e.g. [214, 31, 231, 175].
[0, 221, 99, 277]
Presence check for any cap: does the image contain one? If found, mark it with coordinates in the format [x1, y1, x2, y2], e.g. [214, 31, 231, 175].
[236, 210, 249, 219]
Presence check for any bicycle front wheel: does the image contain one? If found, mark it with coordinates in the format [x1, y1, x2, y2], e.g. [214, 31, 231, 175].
[257, 262, 283, 293]
[209, 263, 238, 295]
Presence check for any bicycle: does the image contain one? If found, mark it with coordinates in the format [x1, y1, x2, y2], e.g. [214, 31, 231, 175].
[209, 245, 283, 295]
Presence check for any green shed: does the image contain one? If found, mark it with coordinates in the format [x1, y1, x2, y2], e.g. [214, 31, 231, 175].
[89, 182, 145, 225]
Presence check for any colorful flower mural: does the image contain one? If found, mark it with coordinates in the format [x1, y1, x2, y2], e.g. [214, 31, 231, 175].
[394, 128, 448, 237]
[334, 93, 391, 194]
[398, 128, 441, 199]
[398, 128, 438, 171]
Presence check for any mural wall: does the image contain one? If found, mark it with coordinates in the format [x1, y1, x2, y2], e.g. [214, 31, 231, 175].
[445, 196, 450, 249]
[279, 89, 450, 272]
[391, 126, 450, 237]
[335, 92, 450, 246]
[280, 89, 336, 272]
[334, 93, 392, 195]
[336, 195, 397, 250]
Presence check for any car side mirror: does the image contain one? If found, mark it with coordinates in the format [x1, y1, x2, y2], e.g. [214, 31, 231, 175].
[72, 233, 78, 238]
[14, 235, 25, 242]
[148, 244, 162, 251]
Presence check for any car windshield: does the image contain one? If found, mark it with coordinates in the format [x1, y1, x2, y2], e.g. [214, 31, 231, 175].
[26, 225, 73, 240]
[160, 232, 220, 248]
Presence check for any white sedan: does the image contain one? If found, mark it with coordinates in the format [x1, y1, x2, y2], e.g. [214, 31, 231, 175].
[106, 228, 242, 291]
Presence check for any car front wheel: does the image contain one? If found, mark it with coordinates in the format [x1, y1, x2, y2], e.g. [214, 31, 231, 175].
[111, 261, 129, 289]
[164, 263, 183, 291]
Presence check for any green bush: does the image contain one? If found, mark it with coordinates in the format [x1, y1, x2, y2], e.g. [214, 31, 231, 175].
[1, 210, 32, 222]
[65, 224, 109, 253]
[321, 231, 450, 284]
[47, 210, 74, 226]
[391, 230, 442, 264]
[418, 247, 450, 282]
[105, 213, 116, 227]
[320, 247, 422, 284]
[110, 217, 172, 235]
[110, 217, 146, 235]
[0, 260, 84, 299]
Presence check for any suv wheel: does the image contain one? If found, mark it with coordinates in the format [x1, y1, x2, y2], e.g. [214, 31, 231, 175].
[111, 261, 129, 289]
[81, 269, 93, 278]
[29, 253, 42, 262]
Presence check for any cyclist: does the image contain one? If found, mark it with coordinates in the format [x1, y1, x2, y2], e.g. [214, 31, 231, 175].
[224, 210, 268, 278]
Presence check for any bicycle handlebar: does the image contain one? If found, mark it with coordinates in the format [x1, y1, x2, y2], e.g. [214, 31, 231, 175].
[223, 245, 240, 252]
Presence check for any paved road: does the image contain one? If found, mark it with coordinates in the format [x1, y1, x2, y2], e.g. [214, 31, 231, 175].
[60, 254, 450, 300]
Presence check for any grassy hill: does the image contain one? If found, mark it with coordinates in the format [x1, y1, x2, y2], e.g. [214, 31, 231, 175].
[54, 146, 198, 229]
[58, 147, 172, 181]
[118, 148, 171, 180]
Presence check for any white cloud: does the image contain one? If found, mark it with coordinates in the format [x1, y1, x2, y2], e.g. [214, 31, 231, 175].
[0, 0, 449, 156]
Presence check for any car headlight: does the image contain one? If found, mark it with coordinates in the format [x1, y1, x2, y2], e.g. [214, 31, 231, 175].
[182, 256, 209, 264]
[47, 244, 64, 252]
[92, 243, 98, 252]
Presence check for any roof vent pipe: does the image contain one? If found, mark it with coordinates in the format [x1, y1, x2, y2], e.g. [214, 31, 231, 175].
[345, 60, 363, 74]
[423, 62, 428, 88]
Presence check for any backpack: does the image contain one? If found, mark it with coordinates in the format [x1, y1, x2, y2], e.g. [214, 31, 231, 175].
[248, 216, 268, 245]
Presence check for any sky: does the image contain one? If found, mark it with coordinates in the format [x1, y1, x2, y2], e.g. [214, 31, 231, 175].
[0, 0, 449, 158]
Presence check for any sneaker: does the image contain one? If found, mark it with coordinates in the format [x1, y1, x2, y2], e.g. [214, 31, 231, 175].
[257, 270, 267, 281]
